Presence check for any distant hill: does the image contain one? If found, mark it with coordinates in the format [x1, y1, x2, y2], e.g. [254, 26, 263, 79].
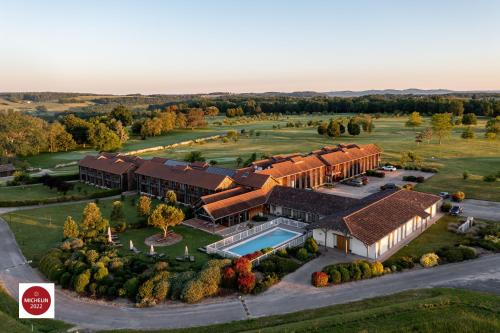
[324, 89, 455, 97]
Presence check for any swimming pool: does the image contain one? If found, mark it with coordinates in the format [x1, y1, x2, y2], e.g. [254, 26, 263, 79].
[225, 227, 302, 256]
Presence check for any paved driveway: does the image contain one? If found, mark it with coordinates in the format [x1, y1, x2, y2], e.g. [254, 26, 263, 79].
[453, 199, 500, 222]
[317, 170, 435, 199]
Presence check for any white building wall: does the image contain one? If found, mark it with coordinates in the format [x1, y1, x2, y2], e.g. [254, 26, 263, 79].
[313, 229, 336, 248]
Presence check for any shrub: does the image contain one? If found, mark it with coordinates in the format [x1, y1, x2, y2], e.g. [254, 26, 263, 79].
[437, 246, 463, 263]
[237, 272, 256, 294]
[452, 191, 465, 202]
[463, 171, 469, 180]
[181, 279, 205, 303]
[304, 237, 319, 254]
[153, 281, 169, 302]
[59, 272, 72, 289]
[222, 267, 237, 288]
[234, 257, 252, 275]
[339, 267, 350, 282]
[252, 273, 280, 294]
[483, 174, 497, 182]
[93, 266, 109, 281]
[459, 246, 477, 260]
[420, 167, 439, 173]
[74, 270, 91, 294]
[137, 279, 154, 303]
[258, 256, 300, 277]
[154, 261, 169, 272]
[360, 262, 372, 279]
[86, 249, 99, 263]
[296, 248, 309, 261]
[351, 265, 362, 281]
[276, 248, 288, 257]
[366, 170, 385, 178]
[371, 261, 384, 276]
[198, 266, 221, 297]
[441, 202, 452, 212]
[416, 176, 425, 183]
[169, 271, 196, 300]
[420, 253, 439, 267]
[123, 277, 139, 300]
[205, 258, 232, 269]
[311, 271, 329, 287]
[330, 269, 341, 284]
[398, 256, 415, 269]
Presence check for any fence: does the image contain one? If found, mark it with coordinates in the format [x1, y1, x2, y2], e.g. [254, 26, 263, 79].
[457, 217, 474, 233]
[205, 217, 310, 263]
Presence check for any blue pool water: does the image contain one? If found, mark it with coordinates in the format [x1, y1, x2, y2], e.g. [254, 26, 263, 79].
[227, 228, 300, 256]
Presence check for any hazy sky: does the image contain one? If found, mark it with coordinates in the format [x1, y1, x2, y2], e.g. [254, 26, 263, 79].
[1, 0, 500, 94]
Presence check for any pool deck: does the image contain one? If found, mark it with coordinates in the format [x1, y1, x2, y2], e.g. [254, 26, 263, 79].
[219, 223, 306, 253]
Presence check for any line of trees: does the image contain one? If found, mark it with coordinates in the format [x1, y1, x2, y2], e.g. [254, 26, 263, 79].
[317, 115, 374, 138]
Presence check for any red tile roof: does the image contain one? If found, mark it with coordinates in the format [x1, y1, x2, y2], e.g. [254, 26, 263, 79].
[78, 155, 137, 175]
[256, 155, 324, 179]
[200, 187, 249, 205]
[135, 161, 233, 191]
[315, 144, 381, 166]
[232, 170, 276, 189]
[202, 188, 269, 220]
[342, 190, 441, 245]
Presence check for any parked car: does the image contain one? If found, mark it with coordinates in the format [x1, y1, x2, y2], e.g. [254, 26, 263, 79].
[439, 191, 450, 199]
[344, 179, 363, 187]
[449, 205, 463, 216]
[380, 183, 398, 190]
[381, 165, 397, 171]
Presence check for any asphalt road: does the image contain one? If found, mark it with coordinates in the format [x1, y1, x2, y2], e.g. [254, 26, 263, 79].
[1, 216, 499, 331]
[455, 199, 500, 222]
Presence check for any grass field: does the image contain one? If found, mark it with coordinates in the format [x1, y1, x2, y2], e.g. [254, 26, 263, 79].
[0, 183, 105, 202]
[20, 115, 500, 200]
[386, 216, 466, 262]
[100, 288, 500, 333]
[1, 196, 220, 267]
[0, 284, 71, 333]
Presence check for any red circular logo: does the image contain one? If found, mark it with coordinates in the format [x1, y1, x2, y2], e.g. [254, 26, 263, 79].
[22, 286, 51, 315]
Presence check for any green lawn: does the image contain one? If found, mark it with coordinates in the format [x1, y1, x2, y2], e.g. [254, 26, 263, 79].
[101, 288, 500, 333]
[1, 196, 220, 268]
[386, 216, 466, 261]
[0, 182, 105, 202]
[0, 284, 71, 333]
[21, 115, 500, 200]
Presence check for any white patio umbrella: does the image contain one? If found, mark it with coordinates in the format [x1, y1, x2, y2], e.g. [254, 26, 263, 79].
[107, 227, 113, 243]
[184, 245, 189, 258]
[129, 240, 134, 250]
[150, 244, 155, 255]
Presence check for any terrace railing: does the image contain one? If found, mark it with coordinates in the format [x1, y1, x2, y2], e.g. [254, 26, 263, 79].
[205, 217, 310, 262]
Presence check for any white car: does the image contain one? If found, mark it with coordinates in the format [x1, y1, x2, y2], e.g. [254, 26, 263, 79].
[381, 165, 397, 171]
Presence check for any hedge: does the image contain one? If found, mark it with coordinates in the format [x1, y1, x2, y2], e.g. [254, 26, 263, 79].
[366, 170, 385, 178]
[319, 260, 388, 286]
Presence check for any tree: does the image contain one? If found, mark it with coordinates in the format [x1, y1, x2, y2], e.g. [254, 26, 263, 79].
[184, 151, 205, 163]
[108, 120, 129, 143]
[317, 123, 327, 135]
[326, 120, 340, 137]
[462, 113, 478, 125]
[421, 128, 433, 144]
[461, 127, 475, 139]
[186, 109, 207, 128]
[63, 216, 79, 239]
[431, 113, 453, 144]
[165, 190, 177, 206]
[449, 99, 464, 116]
[400, 151, 422, 167]
[47, 122, 76, 152]
[137, 196, 151, 217]
[175, 112, 187, 128]
[347, 119, 361, 136]
[110, 105, 133, 126]
[90, 123, 122, 151]
[110, 201, 125, 223]
[485, 116, 500, 134]
[204, 106, 219, 117]
[236, 156, 243, 167]
[0, 110, 49, 156]
[80, 202, 109, 239]
[61, 114, 93, 146]
[148, 204, 185, 238]
[405, 112, 423, 127]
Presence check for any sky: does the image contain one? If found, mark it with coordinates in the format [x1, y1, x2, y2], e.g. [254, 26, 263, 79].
[1, 0, 500, 94]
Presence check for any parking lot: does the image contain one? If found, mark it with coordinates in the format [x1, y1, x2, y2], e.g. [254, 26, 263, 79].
[317, 169, 435, 199]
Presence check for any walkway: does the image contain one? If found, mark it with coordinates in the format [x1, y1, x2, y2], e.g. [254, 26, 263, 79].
[1, 212, 499, 330]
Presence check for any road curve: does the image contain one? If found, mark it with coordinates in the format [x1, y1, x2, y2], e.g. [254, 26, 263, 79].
[1, 216, 499, 331]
